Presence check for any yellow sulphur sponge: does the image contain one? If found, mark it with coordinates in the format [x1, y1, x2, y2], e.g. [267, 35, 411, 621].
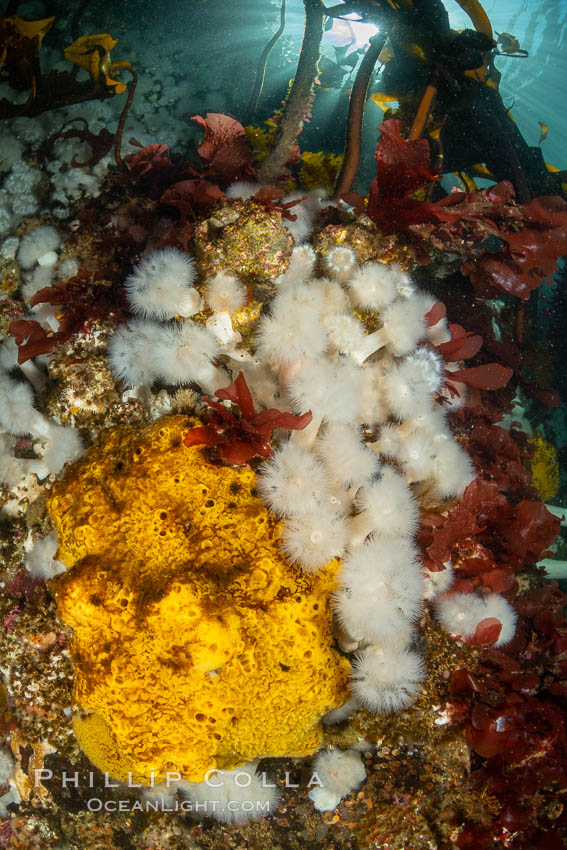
[48, 415, 349, 783]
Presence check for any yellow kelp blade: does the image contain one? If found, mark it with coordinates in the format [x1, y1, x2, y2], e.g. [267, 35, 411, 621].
[64, 33, 117, 72]
[457, 0, 493, 83]
[456, 0, 493, 38]
[545, 162, 567, 193]
[497, 32, 521, 54]
[0, 14, 55, 63]
[64, 33, 126, 94]
[4, 14, 55, 42]
[369, 92, 399, 111]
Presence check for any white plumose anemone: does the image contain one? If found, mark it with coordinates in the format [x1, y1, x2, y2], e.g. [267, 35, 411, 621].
[346, 262, 398, 311]
[276, 244, 317, 288]
[378, 295, 427, 356]
[325, 313, 370, 361]
[0, 374, 84, 476]
[396, 431, 435, 483]
[204, 271, 247, 314]
[404, 347, 445, 394]
[225, 181, 261, 200]
[26, 531, 66, 579]
[372, 422, 401, 459]
[334, 538, 424, 643]
[281, 504, 348, 572]
[0, 747, 14, 783]
[435, 591, 517, 647]
[178, 762, 281, 824]
[349, 466, 419, 545]
[254, 293, 327, 367]
[430, 437, 476, 499]
[315, 423, 380, 488]
[154, 322, 222, 390]
[125, 248, 200, 320]
[288, 359, 364, 426]
[17, 225, 61, 270]
[0, 374, 36, 435]
[256, 441, 331, 517]
[381, 360, 433, 421]
[351, 645, 426, 713]
[108, 320, 165, 387]
[308, 749, 366, 811]
[423, 563, 455, 601]
[42, 424, 85, 474]
[325, 246, 357, 282]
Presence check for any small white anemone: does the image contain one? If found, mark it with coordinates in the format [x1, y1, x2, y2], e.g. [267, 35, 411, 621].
[17, 225, 61, 270]
[434, 591, 518, 647]
[423, 562, 454, 601]
[315, 423, 380, 488]
[256, 441, 331, 517]
[42, 424, 84, 474]
[125, 248, 200, 320]
[254, 286, 328, 367]
[0, 374, 36, 435]
[225, 181, 261, 200]
[154, 322, 222, 391]
[0, 747, 14, 783]
[325, 313, 372, 362]
[178, 762, 280, 824]
[404, 347, 445, 394]
[324, 246, 357, 282]
[287, 359, 364, 426]
[349, 466, 419, 545]
[346, 262, 398, 311]
[378, 295, 428, 356]
[26, 531, 66, 579]
[334, 538, 424, 643]
[371, 423, 401, 459]
[381, 360, 433, 421]
[204, 271, 247, 314]
[308, 749, 366, 811]
[351, 645, 426, 713]
[280, 504, 348, 572]
[430, 438, 476, 499]
[396, 432, 435, 483]
[281, 192, 314, 243]
[108, 320, 164, 387]
[276, 244, 317, 288]
[357, 364, 388, 427]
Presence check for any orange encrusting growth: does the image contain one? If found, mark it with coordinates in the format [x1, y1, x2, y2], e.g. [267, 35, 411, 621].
[48, 415, 350, 784]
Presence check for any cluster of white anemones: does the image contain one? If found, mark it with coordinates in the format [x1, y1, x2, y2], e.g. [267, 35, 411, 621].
[108, 247, 250, 393]
[0, 368, 84, 515]
[249, 247, 465, 727]
[248, 244, 518, 811]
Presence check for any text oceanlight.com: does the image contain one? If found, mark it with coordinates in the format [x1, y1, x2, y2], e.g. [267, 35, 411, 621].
[86, 798, 273, 814]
